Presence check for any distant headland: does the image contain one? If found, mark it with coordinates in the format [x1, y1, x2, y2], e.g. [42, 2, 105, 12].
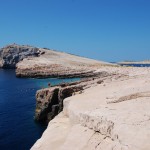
[118, 60, 150, 64]
[1, 44, 150, 150]
[0, 44, 113, 78]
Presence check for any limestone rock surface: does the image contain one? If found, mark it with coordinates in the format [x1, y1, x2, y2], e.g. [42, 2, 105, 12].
[31, 67, 150, 150]
[35, 71, 109, 123]
[15, 46, 112, 78]
[0, 44, 113, 77]
[0, 44, 43, 68]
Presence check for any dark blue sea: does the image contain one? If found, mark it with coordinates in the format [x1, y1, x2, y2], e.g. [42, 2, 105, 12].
[0, 69, 79, 150]
[119, 64, 150, 67]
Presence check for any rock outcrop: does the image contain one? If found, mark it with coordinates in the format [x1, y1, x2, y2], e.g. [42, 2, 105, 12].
[15, 45, 113, 78]
[35, 71, 109, 123]
[0, 44, 114, 78]
[0, 44, 44, 68]
[31, 66, 150, 150]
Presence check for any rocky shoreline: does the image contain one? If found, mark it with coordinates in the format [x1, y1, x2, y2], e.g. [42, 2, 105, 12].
[0, 44, 44, 68]
[0, 44, 114, 124]
[34, 71, 110, 123]
[0, 44, 113, 79]
[4, 44, 146, 150]
[1, 44, 150, 149]
[31, 66, 150, 150]
[16, 69, 106, 79]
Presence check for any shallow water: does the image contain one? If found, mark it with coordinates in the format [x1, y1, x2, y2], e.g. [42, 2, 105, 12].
[0, 69, 79, 150]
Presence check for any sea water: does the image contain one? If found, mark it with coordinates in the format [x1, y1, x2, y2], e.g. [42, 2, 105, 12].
[119, 64, 150, 67]
[0, 69, 79, 150]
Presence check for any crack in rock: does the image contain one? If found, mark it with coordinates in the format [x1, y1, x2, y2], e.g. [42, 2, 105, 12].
[107, 91, 150, 104]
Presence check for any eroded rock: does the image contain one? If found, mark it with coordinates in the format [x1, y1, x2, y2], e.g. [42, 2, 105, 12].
[34, 71, 109, 123]
[0, 44, 44, 68]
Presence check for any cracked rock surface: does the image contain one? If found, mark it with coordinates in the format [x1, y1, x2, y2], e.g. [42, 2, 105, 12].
[0, 44, 43, 68]
[31, 67, 150, 150]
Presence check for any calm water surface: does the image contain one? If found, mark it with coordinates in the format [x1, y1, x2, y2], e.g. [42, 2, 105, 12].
[0, 69, 79, 150]
[119, 64, 150, 67]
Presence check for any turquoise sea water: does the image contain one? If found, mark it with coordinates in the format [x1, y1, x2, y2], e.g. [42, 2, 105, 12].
[0, 69, 79, 150]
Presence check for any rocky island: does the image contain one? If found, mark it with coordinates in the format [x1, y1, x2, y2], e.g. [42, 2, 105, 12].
[1, 44, 150, 150]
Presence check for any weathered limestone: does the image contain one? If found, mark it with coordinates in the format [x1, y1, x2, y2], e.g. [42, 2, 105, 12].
[31, 113, 71, 150]
[15, 45, 113, 78]
[35, 71, 110, 123]
[0, 44, 113, 78]
[31, 67, 150, 150]
[0, 44, 44, 68]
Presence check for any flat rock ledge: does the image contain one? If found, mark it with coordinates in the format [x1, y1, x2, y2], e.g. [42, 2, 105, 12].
[31, 67, 150, 150]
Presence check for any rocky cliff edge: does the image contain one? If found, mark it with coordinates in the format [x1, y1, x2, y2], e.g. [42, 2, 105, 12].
[0, 44, 113, 78]
[31, 66, 150, 150]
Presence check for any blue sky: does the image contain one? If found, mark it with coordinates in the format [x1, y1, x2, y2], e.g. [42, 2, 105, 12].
[0, 0, 150, 62]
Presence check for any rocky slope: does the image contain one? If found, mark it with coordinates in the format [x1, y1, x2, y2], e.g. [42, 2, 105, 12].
[34, 71, 109, 123]
[31, 66, 150, 150]
[0, 44, 113, 78]
[15, 46, 112, 78]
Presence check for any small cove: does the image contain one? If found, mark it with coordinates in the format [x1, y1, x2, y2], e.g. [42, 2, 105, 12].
[0, 69, 79, 150]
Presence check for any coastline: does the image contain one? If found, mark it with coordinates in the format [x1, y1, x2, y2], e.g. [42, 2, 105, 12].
[1, 44, 150, 149]
[1, 0, 150, 149]
[31, 66, 150, 150]
[34, 71, 109, 123]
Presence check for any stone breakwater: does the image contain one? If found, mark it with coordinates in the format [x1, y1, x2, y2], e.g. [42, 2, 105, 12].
[35, 71, 109, 123]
